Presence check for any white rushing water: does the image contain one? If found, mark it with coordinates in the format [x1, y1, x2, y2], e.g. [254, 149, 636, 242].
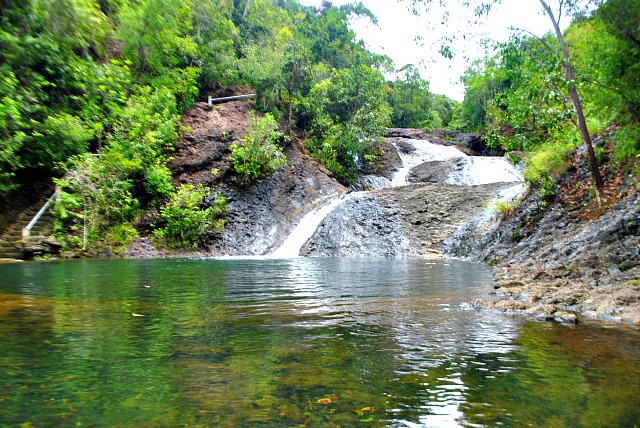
[269, 193, 357, 258]
[392, 138, 523, 186]
[270, 138, 524, 257]
[445, 156, 524, 186]
[392, 139, 466, 186]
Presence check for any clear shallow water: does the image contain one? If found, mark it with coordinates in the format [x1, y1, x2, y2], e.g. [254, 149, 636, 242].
[0, 258, 639, 427]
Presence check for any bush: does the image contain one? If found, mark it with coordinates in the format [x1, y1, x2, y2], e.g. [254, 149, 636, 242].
[154, 184, 227, 249]
[523, 128, 580, 185]
[490, 200, 517, 218]
[103, 223, 139, 255]
[231, 113, 287, 182]
[613, 125, 640, 171]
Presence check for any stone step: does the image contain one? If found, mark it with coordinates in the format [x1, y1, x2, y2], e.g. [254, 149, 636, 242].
[0, 253, 23, 260]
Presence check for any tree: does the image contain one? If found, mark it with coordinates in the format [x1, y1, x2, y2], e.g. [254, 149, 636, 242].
[408, 0, 605, 193]
[538, 0, 603, 191]
[387, 65, 434, 129]
[116, 0, 199, 108]
[306, 64, 391, 183]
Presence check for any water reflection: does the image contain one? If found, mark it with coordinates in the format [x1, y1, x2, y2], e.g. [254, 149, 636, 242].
[0, 258, 638, 427]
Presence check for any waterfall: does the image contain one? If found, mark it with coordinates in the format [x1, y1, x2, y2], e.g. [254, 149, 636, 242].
[269, 193, 356, 258]
[392, 139, 465, 186]
[445, 156, 523, 186]
[270, 136, 524, 258]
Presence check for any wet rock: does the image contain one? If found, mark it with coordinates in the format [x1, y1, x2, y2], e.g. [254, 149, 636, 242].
[619, 260, 640, 271]
[19, 236, 62, 259]
[302, 193, 414, 257]
[385, 128, 428, 140]
[471, 299, 526, 311]
[353, 175, 393, 191]
[469, 174, 640, 323]
[375, 183, 515, 256]
[494, 280, 526, 289]
[407, 160, 457, 184]
[525, 304, 557, 321]
[554, 311, 579, 324]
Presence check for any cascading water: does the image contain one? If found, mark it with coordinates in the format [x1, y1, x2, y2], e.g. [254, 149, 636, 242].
[269, 193, 357, 258]
[270, 137, 525, 258]
[445, 156, 524, 186]
[391, 139, 523, 186]
[392, 139, 465, 186]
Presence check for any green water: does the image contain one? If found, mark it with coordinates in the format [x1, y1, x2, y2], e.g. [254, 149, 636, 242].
[0, 258, 638, 427]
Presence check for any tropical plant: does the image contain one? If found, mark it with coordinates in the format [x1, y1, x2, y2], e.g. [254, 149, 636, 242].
[154, 184, 227, 249]
[231, 113, 287, 182]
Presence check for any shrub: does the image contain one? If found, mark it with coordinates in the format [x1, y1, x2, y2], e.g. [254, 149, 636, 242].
[154, 184, 227, 249]
[523, 128, 580, 185]
[103, 223, 139, 255]
[613, 125, 640, 171]
[231, 113, 287, 182]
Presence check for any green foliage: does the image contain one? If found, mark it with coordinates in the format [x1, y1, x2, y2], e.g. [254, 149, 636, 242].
[457, 1, 640, 191]
[191, 0, 239, 90]
[387, 65, 436, 129]
[52, 83, 184, 250]
[0, 0, 107, 196]
[613, 125, 640, 170]
[116, 0, 199, 103]
[154, 184, 227, 249]
[231, 114, 287, 182]
[523, 128, 580, 185]
[490, 200, 517, 219]
[103, 223, 139, 255]
[306, 64, 391, 183]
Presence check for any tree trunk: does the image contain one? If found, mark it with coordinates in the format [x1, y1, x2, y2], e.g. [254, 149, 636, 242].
[241, 0, 251, 23]
[539, 0, 604, 191]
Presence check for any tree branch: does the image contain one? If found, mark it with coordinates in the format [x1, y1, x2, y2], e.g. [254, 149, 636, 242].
[509, 26, 561, 58]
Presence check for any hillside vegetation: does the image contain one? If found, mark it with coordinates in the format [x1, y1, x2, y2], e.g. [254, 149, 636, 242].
[0, 0, 638, 254]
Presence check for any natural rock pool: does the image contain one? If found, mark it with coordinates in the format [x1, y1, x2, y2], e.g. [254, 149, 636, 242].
[0, 258, 639, 427]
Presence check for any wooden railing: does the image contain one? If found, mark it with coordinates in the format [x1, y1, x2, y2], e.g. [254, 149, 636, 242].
[208, 94, 256, 105]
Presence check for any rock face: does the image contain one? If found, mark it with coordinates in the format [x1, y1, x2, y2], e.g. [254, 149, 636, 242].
[210, 159, 345, 256]
[165, 101, 345, 256]
[374, 183, 515, 257]
[19, 236, 62, 259]
[301, 193, 414, 257]
[462, 183, 640, 324]
[125, 101, 345, 257]
[407, 160, 458, 184]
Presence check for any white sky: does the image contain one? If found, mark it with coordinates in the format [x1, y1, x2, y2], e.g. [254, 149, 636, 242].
[298, 0, 566, 101]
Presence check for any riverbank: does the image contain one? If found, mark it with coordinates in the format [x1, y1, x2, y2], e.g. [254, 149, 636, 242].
[454, 156, 640, 324]
[4, 101, 638, 325]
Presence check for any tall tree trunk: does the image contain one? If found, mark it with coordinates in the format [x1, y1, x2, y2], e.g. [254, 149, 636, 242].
[241, 0, 251, 23]
[539, 0, 604, 192]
